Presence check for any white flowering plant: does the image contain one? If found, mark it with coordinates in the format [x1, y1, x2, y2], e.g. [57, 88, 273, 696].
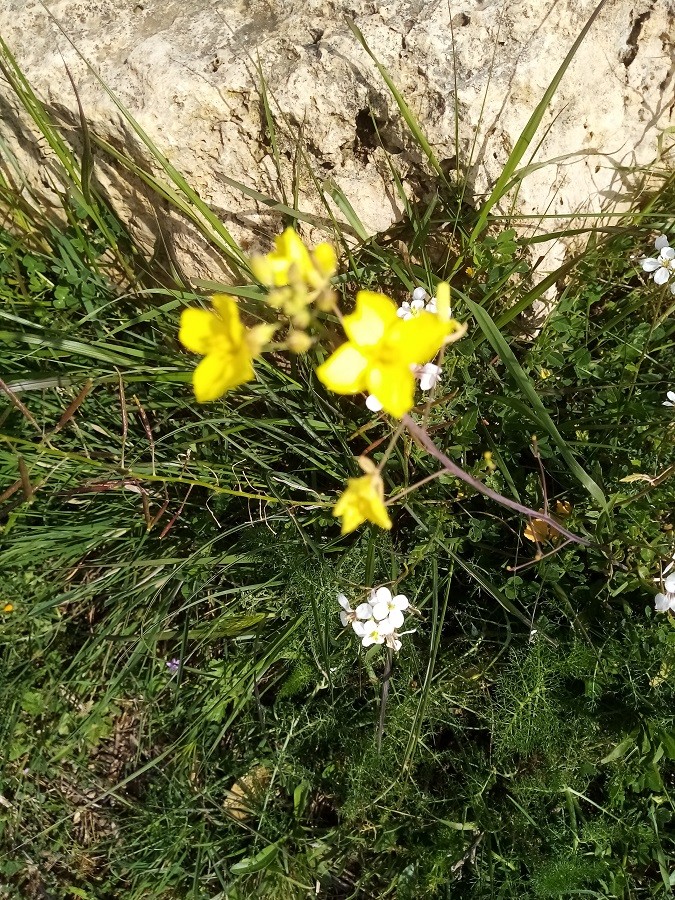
[338, 586, 414, 654]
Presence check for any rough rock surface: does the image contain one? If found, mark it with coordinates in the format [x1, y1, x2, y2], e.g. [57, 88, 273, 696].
[1, 0, 674, 280]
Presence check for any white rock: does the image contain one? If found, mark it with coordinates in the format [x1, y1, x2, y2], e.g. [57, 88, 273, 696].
[0, 0, 672, 280]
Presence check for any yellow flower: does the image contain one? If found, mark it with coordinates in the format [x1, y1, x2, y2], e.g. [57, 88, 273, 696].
[316, 290, 460, 418]
[333, 469, 392, 535]
[251, 227, 337, 323]
[523, 502, 571, 544]
[3, 603, 14, 613]
[179, 294, 274, 402]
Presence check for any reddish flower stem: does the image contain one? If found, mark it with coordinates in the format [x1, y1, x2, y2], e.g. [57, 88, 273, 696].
[402, 415, 592, 547]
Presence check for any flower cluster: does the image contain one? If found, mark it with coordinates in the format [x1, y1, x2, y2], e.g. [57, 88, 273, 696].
[338, 586, 413, 652]
[655, 573, 675, 614]
[363, 287, 453, 412]
[397, 286, 438, 319]
[178, 228, 468, 538]
[251, 226, 337, 327]
[641, 235, 675, 293]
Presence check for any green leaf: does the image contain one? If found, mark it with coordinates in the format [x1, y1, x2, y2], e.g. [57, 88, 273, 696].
[601, 733, 637, 764]
[230, 842, 280, 875]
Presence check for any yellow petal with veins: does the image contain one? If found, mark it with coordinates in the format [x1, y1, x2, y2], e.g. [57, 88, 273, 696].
[366, 363, 416, 418]
[192, 350, 254, 403]
[393, 312, 452, 364]
[343, 291, 399, 347]
[179, 308, 226, 355]
[316, 344, 369, 394]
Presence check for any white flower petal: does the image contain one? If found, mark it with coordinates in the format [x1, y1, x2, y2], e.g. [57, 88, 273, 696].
[655, 592, 671, 613]
[641, 257, 661, 272]
[392, 594, 409, 611]
[366, 394, 383, 412]
[419, 372, 439, 391]
[661, 247, 675, 260]
[411, 298, 425, 311]
[352, 620, 367, 636]
[392, 638, 402, 652]
[371, 601, 390, 621]
[668, 391, 675, 402]
[362, 635, 376, 646]
[374, 586, 392, 605]
[654, 267, 670, 285]
[355, 602, 373, 620]
[426, 298, 437, 313]
[664, 573, 675, 594]
[671, 282, 675, 296]
[655, 235, 670, 250]
[340, 611, 350, 626]
[337, 594, 351, 610]
[377, 617, 394, 636]
[389, 609, 405, 629]
[412, 287, 428, 303]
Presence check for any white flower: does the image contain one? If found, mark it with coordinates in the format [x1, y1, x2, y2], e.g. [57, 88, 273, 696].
[384, 633, 402, 652]
[655, 593, 675, 613]
[355, 601, 374, 620]
[353, 616, 394, 647]
[366, 394, 383, 412]
[384, 625, 417, 653]
[397, 288, 439, 320]
[369, 586, 409, 630]
[663, 391, 675, 407]
[641, 238, 675, 287]
[412, 362, 442, 392]
[397, 297, 426, 320]
[337, 593, 372, 626]
[337, 593, 355, 626]
[654, 573, 675, 614]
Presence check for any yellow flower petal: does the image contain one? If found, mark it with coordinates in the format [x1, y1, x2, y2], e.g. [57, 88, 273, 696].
[435, 282, 451, 321]
[179, 308, 226, 355]
[524, 518, 551, 543]
[274, 227, 313, 281]
[366, 364, 416, 418]
[211, 294, 245, 343]
[313, 242, 337, 278]
[393, 312, 450, 364]
[192, 350, 254, 403]
[316, 344, 369, 394]
[343, 291, 399, 347]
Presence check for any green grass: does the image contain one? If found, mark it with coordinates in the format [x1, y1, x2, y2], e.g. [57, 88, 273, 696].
[2, 8, 675, 898]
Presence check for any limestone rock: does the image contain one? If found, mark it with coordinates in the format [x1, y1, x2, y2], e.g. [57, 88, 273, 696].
[0, 0, 673, 280]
